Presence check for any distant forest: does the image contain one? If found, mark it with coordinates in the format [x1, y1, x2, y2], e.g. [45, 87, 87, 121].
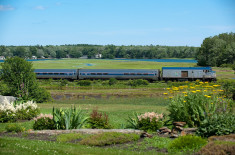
[0, 44, 198, 60]
[0, 33, 234, 67]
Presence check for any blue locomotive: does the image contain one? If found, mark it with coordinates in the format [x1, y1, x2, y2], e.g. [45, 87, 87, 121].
[34, 67, 216, 81]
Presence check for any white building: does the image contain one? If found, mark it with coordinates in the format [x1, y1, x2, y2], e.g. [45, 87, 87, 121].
[0, 56, 5, 60]
[95, 54, 102, 59]
[32, 56, 37, 59]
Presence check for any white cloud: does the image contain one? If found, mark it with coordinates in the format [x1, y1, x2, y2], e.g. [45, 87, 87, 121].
[34, 6, 46, 10]
[0, 5, 14, 11]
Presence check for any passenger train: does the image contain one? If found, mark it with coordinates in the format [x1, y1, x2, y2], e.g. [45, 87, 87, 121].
[34, 67, 216, 81]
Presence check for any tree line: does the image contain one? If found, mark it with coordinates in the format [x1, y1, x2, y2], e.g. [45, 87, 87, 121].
[0, 44, 198, 59]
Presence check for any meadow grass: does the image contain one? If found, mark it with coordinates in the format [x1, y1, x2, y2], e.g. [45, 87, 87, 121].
[0, 97, 168, 132]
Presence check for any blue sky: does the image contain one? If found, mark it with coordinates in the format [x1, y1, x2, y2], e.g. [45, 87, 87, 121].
[0, 0, 235, 46]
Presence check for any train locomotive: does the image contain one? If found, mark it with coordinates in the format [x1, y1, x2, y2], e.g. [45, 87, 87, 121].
[34, 67, 216, 81]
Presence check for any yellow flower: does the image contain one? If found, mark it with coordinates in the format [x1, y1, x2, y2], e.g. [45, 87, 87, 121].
[204, 95, 208, 97]
[211, 103, 213, 104]
[163, 93, 168, 95]
[207, 96, 211, 98]
[182, 92, 187, 94]
[205, 82, 208, 84]
[169, 97, 173, 99]
[167, 88, 170, 90]
[184, 95, 188, 97]
[204, 90, 207, 92]
[184, 101, 186, 102]
[199, 82, 204, 84]
[196, 90, 201, 92]
[192, 91, 196, 93]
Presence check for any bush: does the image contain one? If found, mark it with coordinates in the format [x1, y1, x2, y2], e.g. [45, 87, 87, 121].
[78, 80, 91, 86]
[33, 113, 56, 130]
[5, 124, 25, 133]
[15, 100, 40, 120]
[168, 135, 207, 152]
[197, 114, 235, 137]
[127, 79, 149, 87]
[30, 87, 52, 103]
[197, 142, 235, 155]
[217, 79, 235, 100]
[88, 108, 111, 129]
[109, 78, 117, 85]
[0, 110, 16, 123]
[80, 132, 140, 146]
[137, 112, 164, 132]
[168, 91, 234, 127]
[53, 106, 88, 130]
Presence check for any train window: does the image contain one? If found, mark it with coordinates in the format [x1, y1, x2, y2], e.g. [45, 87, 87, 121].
[60, 73, 65, 75]
[54, 73, 59, 75]
[124, 73, 129, 75]
[48, 73, 53, 75]
[137, 73, 142, 75]
[143, 73, 148, 75]
[130, 73, 136, 75]
[97, 73, 102, 75]
[103, 73, 108, 75]
[42, 73, 47, 75]
[91, 73, 96, 75]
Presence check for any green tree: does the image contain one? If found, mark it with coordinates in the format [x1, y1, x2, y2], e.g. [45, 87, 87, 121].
[0, 57, 51, 102]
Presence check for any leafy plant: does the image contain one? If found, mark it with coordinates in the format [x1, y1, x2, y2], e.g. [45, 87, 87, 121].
[33, 114, 56, 130]
[126, 112, 139, 129]
[5, 124, 25, 133]
[127, 79, 149, 87]
[108, 78, 117, 85]
[53, 106, 88, 130]
[88, 108, 112, 129]
[80, 132, 140, 146]
[197, 114, 235, 137]
[57, 133, 84, 143]
[168, 135, 207, 152]
[78, 80, 91, 86]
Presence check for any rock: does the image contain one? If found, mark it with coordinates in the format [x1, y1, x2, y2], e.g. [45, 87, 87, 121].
[173, 122, 186, 127]
[184, 128, 197, 134]
[181, 131, 186, 136]
[170, 134, 179, 138]
[0, 95, 17, 104]
[161, 129, 171, 133]
[140, 132, 153, 138]
[175, 126, 184, 131]
[159, 127, 168, 130]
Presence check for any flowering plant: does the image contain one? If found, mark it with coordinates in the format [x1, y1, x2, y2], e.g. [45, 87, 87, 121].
[33, 113, 56, 130]
[137, 112, 164, 131]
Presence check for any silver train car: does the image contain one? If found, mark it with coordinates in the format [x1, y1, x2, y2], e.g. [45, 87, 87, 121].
[79, 69, 160, 80]
[34, 69, 78, 80]
[162, 67, 216, 81]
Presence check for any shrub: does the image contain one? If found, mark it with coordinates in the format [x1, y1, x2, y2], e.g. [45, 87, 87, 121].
[126, 112, 139, 129]
[78, 80, 91, 86]
[127, 79, 149, 87]
[30, 87, 52, 103]
[137, 112, 164, 132]
[33, 113, 56, 130]
[5, 124, 25, 133]
[80, 132, 140, 146]
[196, 114, 235, 137]
[217, 79, 235, 100]
[15, 100, 40, 120]
[109, 78, 117, 85]
[168, 91, 233, 127]
[88, 108, 111, 129]
[168, 135, 207, 152]
[53, 106, 88, 130]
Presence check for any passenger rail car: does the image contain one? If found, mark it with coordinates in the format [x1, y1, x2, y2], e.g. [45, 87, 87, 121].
[34, 69, 78, 80]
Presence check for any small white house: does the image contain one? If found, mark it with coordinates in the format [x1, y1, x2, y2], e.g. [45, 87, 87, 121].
[32, 56, 37, 59]
[0, 56, 5, 60]
[95, 54, 102, 59]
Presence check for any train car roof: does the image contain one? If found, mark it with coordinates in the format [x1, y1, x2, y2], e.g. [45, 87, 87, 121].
[162, 67, 212, 70]
[79, 69, 159, 72]
[34, 69, 77, 72]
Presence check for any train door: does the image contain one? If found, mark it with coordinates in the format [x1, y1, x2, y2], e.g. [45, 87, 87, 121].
[181, 71, 188, 78]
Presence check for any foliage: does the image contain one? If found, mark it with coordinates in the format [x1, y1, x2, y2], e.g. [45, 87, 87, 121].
[88, 108, 112, 129]
[77, 80, 91, 86]
[33, 114, 56, 130]
[0, 57, 51, 102]
[0, 98, 39, 122]
[108, 78, 117, 85]
[5, 124, 25, 133]
[217, 79, 235, 100]
[196, 32, 235, 67]
[196, 114, 235, 137]
[167, 90, 234, 127]
[126, 112, 139, 129]
[168, 135, 207, 152]
[137, 112, 164, 131]
[127, 79, 149, 87]
[80, 132, 140, 146]
[56, 133, 84, 143]
[53, 106, 88, 130]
